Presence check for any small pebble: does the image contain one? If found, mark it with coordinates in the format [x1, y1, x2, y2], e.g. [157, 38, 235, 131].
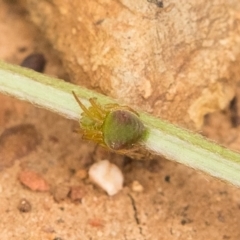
[19, 170, 50, 192]
[18, 198, 32, 212]
[165, 175, 170, 183]
[131, 180, 144, 192]
[69, 186, 85, 202]
[229, 97, 240, 127]
[75, 169, 88, 179]
[52, 184, 70, 202]
[21, 53, 46, 72]
[88, 218, 104, 228]
[89, 160, 124, 196]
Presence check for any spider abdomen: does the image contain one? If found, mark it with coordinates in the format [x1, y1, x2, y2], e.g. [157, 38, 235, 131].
[102, 110, 146, 150]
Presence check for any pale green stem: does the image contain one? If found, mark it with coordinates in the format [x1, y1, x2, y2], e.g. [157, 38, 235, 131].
[0, 60, 240, 186]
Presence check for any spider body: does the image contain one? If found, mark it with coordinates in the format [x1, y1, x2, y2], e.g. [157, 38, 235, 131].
[72, 92, 146, 151]
[103, 109, 146, 150]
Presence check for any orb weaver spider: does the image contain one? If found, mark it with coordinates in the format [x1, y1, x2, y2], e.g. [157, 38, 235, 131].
[72, 92, 147, 154]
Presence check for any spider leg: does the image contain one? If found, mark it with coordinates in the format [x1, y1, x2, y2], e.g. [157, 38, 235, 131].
[105, 104, 138, 115]
[72, 91, 102, 124]
[89, 98, 107, 119]
[113, 145, 152, 160]
[104, 103, 121, 109]
[81, 129, 104, 144]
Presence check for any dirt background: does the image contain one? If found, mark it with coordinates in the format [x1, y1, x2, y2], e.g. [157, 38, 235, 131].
[0, 1, 240, 240]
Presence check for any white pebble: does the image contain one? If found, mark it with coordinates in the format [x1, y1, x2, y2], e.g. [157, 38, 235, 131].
[131, 180, 144, 192]
[89, 160, 124, 196]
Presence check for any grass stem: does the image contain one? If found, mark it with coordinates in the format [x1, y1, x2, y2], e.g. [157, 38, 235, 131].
[0, 60, 240, 186]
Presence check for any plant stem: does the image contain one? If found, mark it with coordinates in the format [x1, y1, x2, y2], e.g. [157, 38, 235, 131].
[0, 60, 240, 186]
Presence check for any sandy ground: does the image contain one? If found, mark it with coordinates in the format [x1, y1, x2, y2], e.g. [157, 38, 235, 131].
[0, 1, 240, 239]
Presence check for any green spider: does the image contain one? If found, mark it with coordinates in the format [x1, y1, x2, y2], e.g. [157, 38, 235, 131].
[72, 92, 147, 153]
